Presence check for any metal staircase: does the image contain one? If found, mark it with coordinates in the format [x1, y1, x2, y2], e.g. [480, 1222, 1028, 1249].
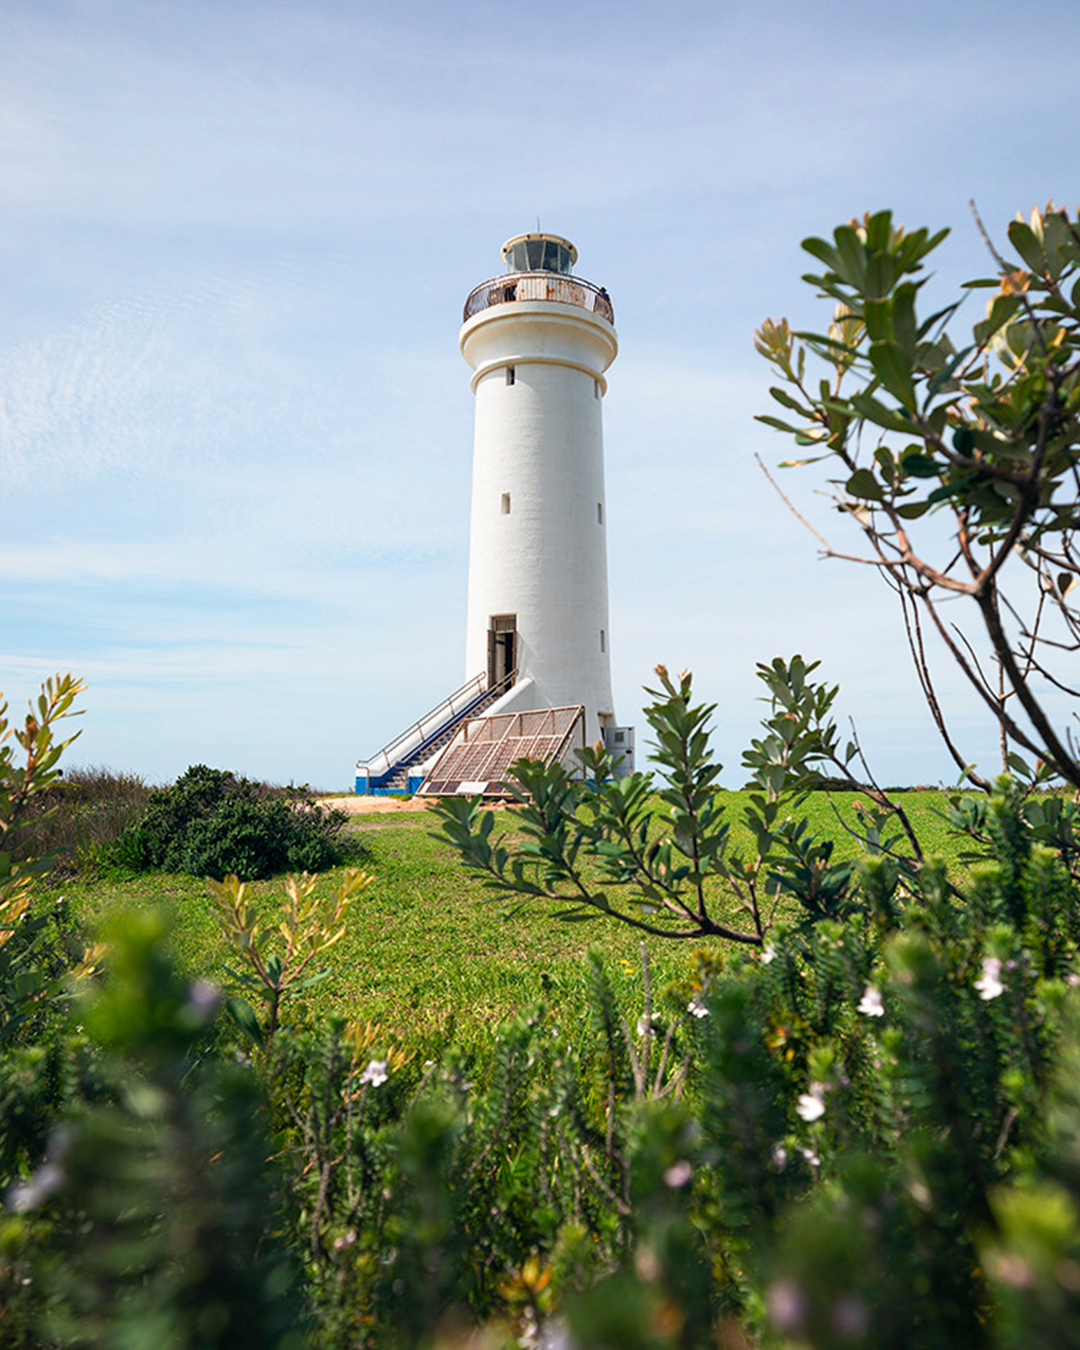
[355, 669, 517, 795]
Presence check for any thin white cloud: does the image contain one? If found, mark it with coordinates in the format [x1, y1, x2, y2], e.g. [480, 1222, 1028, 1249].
[1, 0, 1077, 786]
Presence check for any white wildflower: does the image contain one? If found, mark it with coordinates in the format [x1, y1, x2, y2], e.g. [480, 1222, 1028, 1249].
[538, 1320, 575, 1350]
[857, 985, 884, 1017]
[796, 1083, 826, 1122]
[762, 944, 776, 965]
[7, 1162, 64, 1213]
[975, 956, 1005, 1001]
[687, 995, 709, 1018]
[360, 1059, 389, 1087]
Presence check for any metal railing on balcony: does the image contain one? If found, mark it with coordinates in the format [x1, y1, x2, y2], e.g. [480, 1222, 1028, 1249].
[463, 273, 614, 324]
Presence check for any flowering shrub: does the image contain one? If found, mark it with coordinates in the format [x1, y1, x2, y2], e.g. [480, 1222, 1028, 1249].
[6, 674, 1080, 1347]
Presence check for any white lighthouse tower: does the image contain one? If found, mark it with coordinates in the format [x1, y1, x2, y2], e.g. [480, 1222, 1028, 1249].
[460, 232, 623, 747]
[356, 232, 632, 796]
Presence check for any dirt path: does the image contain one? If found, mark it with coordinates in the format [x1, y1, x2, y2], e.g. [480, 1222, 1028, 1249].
[321, 795, 434, 816]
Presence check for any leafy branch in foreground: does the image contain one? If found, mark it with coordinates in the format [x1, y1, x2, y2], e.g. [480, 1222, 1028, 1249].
[0, 674, 103, 1046]
[1, 673, 85, 897]
[213, 867, 374, 1041]
[433, 658, 918, 947]
[755, 203, 1080, 789]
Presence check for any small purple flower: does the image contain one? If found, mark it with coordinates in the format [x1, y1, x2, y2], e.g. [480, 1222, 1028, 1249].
[663, 1160, 693, 1188]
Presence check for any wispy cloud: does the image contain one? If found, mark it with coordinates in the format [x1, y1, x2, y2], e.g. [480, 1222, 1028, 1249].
[2, 0, 1077, 785]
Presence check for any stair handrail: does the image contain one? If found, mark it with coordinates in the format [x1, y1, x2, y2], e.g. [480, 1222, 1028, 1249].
[406, 666, 519, 765]
[356, 668, 519, 786]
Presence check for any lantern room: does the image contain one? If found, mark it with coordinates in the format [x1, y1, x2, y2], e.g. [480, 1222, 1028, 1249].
[500, 233, 577, 275]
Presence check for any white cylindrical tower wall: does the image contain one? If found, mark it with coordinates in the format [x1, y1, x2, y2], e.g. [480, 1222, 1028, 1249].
[460, 266, 618, 743]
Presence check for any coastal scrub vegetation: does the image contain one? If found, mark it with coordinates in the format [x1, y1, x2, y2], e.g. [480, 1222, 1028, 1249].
[5, 663, 1080, 1348]
[106, 764, 352, 880]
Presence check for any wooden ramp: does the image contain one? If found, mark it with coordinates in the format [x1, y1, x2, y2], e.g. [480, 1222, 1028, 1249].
[419, 706, 585, 798]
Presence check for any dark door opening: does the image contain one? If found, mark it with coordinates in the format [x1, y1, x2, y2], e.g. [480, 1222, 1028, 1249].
[488, 615, 517, 688]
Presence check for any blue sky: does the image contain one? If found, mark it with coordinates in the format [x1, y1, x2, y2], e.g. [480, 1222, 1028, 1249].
[2, 0, 1078, 788]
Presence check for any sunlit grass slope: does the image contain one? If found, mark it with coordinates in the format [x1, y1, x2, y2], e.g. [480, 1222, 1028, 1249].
[62, 791, 965, 1048]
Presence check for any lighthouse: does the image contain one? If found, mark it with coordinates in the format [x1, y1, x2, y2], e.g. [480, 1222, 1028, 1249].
[460, 232, 623, 744]
[356, 232, 633, 796]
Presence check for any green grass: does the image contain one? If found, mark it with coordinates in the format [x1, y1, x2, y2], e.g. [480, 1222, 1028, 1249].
[57, 789, 967, 1050]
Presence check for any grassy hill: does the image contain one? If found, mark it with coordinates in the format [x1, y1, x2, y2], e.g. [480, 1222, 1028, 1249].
[59, 789, 967, 1051]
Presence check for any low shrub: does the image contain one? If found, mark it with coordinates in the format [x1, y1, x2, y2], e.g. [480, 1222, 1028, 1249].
[112, 764, 352, 880]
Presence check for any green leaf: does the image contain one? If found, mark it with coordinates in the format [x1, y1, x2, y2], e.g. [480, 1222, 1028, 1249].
[755, 414, 803, 435]
[892, 282, 918, 355]
[770, 386, 814, 416]
[846, 468, 884, 502]
[982, 292, 1021, 339]
[225, 995, 264, 1045]
[864, 210, 893, 253]
[834, 225, 869, 291]
[874, 447, 896, 487]
[845, 393, 913, 435]
[1007, 220, 1046, 274]
[293, 970, 331, 993]
[927, 348, 970, 397]
[900, 451, 940, 478]
[868, 339, 917, 408]
[864, 297, 891, 343]
[927, 474, 976, 505]
[895, 500, 933, 519]
[1006, 752, 1032, 779]
[801, 236, 841, 273]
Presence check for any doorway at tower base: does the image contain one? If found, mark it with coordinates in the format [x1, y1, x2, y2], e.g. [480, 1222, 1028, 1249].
[419, 705, 586, 798]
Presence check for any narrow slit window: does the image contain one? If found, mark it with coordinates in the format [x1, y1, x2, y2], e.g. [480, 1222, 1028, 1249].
[506, 366, 516, 386]
[600, 630, 606, 653]
[597, 502, 603, 524]
[501, 492, 511, 515]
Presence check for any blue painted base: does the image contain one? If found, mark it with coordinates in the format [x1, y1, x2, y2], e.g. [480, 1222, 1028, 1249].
[354, 776, 425, 797]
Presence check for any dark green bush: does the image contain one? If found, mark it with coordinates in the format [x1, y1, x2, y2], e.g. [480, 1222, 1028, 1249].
[112, 765, 351, 880]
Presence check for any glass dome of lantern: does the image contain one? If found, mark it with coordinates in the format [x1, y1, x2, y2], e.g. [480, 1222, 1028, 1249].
[500, 233, 577, 275]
